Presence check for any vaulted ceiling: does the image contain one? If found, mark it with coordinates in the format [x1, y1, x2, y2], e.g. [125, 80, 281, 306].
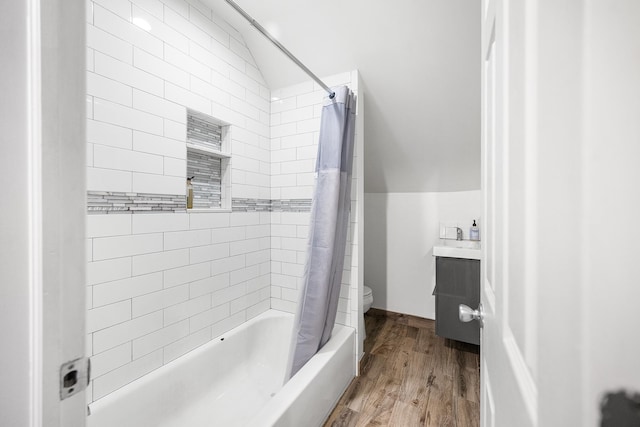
[206, 0, 480, 193]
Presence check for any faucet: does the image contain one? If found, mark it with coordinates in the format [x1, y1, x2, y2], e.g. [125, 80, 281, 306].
[456, 227, 463, 241]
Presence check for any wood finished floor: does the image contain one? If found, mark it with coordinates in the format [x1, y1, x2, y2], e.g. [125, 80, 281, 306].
[323, 309, 480, 427]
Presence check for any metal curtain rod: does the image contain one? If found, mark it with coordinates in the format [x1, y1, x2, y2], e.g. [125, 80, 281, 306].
[224, 0, 336, 99]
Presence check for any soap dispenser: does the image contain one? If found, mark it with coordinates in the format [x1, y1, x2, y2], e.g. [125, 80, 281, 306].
[470, 220, 480, 241]
[186, 177, 194, 209]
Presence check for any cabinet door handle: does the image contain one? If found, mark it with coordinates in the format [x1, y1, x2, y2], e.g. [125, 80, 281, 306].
[459, 303, 484, 328]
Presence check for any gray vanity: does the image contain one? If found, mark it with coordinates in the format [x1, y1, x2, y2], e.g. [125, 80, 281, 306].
[433, 243, 481, 345]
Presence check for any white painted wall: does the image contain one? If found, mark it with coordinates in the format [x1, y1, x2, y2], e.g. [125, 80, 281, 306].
[364, 191, 481, 319]
[43, 0, 89, 424]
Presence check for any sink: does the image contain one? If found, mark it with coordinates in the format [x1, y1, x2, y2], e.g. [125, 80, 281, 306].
[441, 239, 481, 250]
[433, 240, 481, 260]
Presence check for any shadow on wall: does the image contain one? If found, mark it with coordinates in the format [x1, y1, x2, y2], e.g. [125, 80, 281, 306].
[363, 194, 387, 310]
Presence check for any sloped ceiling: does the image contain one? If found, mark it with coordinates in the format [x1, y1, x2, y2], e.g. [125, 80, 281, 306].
[206, 0, 480, 193]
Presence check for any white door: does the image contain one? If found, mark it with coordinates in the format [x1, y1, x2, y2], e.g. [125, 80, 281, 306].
[0, 1, 87, 426]
[480, 0, 537, 425]
[481, 0, 640, 426]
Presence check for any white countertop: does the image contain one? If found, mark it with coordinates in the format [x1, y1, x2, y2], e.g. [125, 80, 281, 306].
[433, 240, 481, 260]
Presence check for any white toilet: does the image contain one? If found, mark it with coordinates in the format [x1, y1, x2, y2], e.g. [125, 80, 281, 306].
[363, 285, 374, 313]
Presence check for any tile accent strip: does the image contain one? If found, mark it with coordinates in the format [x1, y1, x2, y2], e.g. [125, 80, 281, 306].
[88, 191, 186, 214]
[231, 198, 312, 212]
[231, 198, 272, 212]
[88, 193, 312, 213]
[269, 199, 313, 212]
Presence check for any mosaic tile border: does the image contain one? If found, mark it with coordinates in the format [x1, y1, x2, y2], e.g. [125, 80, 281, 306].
[88, 191, 186, 214]
[232, 198, 312, 212]
[269, 199, 312, 212]
[231, 198, 272, 212]
[88, 192, 312, 213]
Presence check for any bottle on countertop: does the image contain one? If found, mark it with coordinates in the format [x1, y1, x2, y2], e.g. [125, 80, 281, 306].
[470, 220, 480, 241]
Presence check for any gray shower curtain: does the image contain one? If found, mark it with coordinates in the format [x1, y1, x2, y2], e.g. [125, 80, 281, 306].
[287, 86, 357, 378]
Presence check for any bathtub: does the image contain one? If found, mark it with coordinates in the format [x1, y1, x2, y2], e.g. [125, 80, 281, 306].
[88, 310, 355, 427]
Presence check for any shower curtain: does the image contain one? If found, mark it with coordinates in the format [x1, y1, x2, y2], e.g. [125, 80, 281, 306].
[287, 86, 357, 378]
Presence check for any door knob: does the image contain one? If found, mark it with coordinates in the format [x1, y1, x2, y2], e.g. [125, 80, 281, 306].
[459, 303, 484, 327]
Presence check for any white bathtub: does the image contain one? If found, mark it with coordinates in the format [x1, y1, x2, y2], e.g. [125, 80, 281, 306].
[88, 310, 355, 427]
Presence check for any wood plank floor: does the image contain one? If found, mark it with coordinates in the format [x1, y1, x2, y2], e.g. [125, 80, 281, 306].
[323, 309, 480, 427]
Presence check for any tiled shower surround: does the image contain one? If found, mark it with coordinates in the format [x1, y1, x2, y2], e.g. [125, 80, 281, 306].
[85, 0, 362, 405]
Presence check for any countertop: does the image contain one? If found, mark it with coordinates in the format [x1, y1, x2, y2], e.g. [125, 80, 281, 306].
[432, 240, 481, 260]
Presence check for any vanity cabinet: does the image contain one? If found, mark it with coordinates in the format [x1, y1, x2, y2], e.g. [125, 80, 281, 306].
[434, 256, 480, 345]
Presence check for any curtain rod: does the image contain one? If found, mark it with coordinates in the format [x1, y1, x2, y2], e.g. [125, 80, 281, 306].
[224, 0, 336, 99]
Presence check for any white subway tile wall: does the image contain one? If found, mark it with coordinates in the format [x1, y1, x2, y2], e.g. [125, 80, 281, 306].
[269, 71, 362, 332]
[86, 0, 271, 403]
[86, 0, 363, 404]
[87, 0, 271, 201]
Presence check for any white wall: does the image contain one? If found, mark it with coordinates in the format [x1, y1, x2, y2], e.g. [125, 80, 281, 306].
[43, 0, 90, 423]
[85, 0, 271, 403]
[269, 71, 364, 336]
[364, 191, 481, 319]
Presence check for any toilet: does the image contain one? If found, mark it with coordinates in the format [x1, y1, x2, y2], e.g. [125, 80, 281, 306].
[363, 286, 374, 313]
